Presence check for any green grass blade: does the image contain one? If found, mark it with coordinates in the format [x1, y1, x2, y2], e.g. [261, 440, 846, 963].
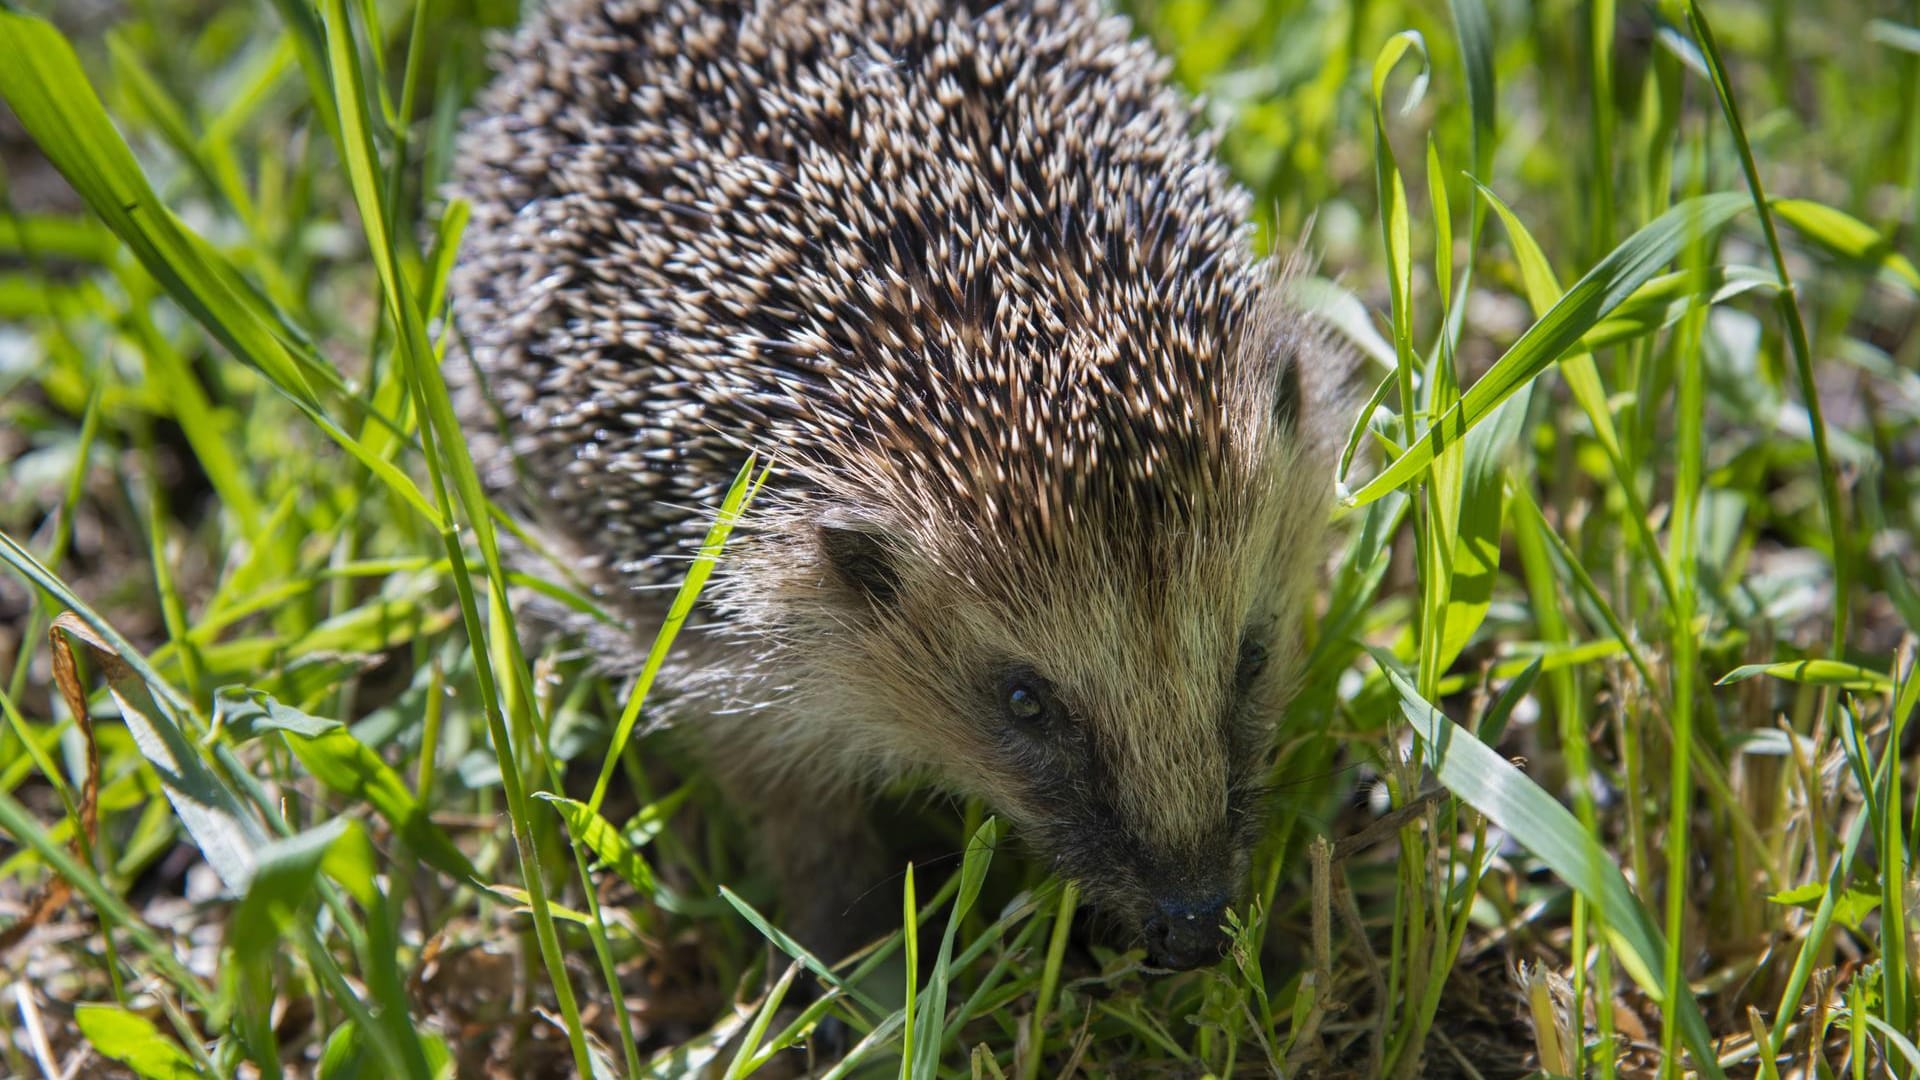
[1684, 0, 1850, 654]
[1772, 197, 1920, 291]
[1717, 660, 1894, 693]
[1582, 266, 1777, 350]
[1369, 649, 1727, 1077]
[1344, 192, 1751, 508]
[900, 862, 919, 1077]
[1867, 1015, 1920, 1072]
[911, 818, 1001, 1077]
[1370, 30, 1427, 450]
[1447, 0, 1494, 184]
[717, 886, 885, 1015]
[816, 1012, 907, 1080]
[588, 457, 767, 815]
[536, 793, 659, 894]
[311, 1, 611, 1070]
[1016, 881, 1078, 1080]
[724, 961, 801, 1080]
[73, 1004, 207, 1080]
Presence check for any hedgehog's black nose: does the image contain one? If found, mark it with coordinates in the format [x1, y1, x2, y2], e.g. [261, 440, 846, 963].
[1142, 896, 1229, 971]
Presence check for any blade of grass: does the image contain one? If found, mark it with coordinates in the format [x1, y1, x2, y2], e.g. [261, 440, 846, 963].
[587, 458, 767, 816]
[901, 862, 919, 1077]
[310, 1, 620, 1070]
[1718, 661, 1894, 693]
[1876, 663, 1917, 1054]
[724, 961, 802, 1080]
[911, 818, 1001, 1076]
[0, 13, 437, 523]
[1659, 141, 1712, 1070]
[716, 887, 885, 1015]
[1018, 881, 1079, 1080]
[1773, 198, 1920, 291]
[1345, 192, 1751, 508]
[1369, 29, 1427, 450]
[1684, 0, 1850, 654]
[1370, 649, 1728, 1078]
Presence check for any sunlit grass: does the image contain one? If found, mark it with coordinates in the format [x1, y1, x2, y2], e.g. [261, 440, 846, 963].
[2, 0, 1917, 1076]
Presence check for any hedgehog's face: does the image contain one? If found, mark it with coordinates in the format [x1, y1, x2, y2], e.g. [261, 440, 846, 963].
[810, 426, 1324, 972]
[962, 593, 1290, 974]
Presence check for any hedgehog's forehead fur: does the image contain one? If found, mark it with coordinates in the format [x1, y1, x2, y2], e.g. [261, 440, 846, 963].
[450, 0, 1348, 905]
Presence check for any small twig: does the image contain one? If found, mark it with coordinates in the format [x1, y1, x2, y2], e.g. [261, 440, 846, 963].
[12, 983, 58, 1080]
[1055, 1003, 1094, 1080]
[1333, 862, 1389, 1079]
[1312, 836, 1334, 983]
[1286, 836, 1336, 1073]
[1331, 784, 1451, 862]
[1431, 1026, 1490, 1080]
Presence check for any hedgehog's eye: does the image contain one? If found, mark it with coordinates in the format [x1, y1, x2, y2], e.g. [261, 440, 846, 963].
[1000, 669, 1060, 727]
[1234, 636, 1269, 693]
[1006, 685, 1044, 721]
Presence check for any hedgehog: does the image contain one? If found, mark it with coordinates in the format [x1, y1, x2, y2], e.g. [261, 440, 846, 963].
[447, 0, 1353, 974]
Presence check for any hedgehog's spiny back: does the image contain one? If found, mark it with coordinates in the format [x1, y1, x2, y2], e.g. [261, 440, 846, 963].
[449, 0, 1274, 594]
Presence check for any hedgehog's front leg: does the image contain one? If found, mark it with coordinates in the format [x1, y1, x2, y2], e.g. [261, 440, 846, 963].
[765, 787, 896, 968]
[706, 751, 897, 972]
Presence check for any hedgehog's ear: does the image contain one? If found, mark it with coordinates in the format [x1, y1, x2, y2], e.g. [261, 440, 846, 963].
[818, 510, 903, 607]
[1272, 348, 1303, 432]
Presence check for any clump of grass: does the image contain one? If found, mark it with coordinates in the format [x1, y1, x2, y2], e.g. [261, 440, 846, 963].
[1, 0, 1917, 1077]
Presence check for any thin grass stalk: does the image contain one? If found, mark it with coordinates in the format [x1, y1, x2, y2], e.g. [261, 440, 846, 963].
[313, 3, 595, 1071]
[1657, 129, 1712, 1076]
[1020, 882, 1078, 1080]
[1588, 0, 1617, 261]
[4, 385, 102, 705]
[1877, 659, 1917, 1062]
[1685, 0, 1850, 654]
[901, 863, 919, 1077]
[520, 621, 646, 1080]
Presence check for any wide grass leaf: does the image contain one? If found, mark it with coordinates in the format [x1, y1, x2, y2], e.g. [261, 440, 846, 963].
[1717, 660, 1894, 693]
[1871, 18, 1920, 54]
[73, 1004, 202, 1080]
[536, 793, 659, 895]
[1345, 192, 1751, 507]
[317, 1020, 454, 1080]
[50, 614, 263, 893]
[1773, 197, 1920, 290]
[217, 688, 482, 888]
[0, 11, 438, 523]
[1370, 650, 1728, 1078]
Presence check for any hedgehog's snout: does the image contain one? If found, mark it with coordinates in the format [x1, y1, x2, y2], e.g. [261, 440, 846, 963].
[1140, 892, 1231, 972]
